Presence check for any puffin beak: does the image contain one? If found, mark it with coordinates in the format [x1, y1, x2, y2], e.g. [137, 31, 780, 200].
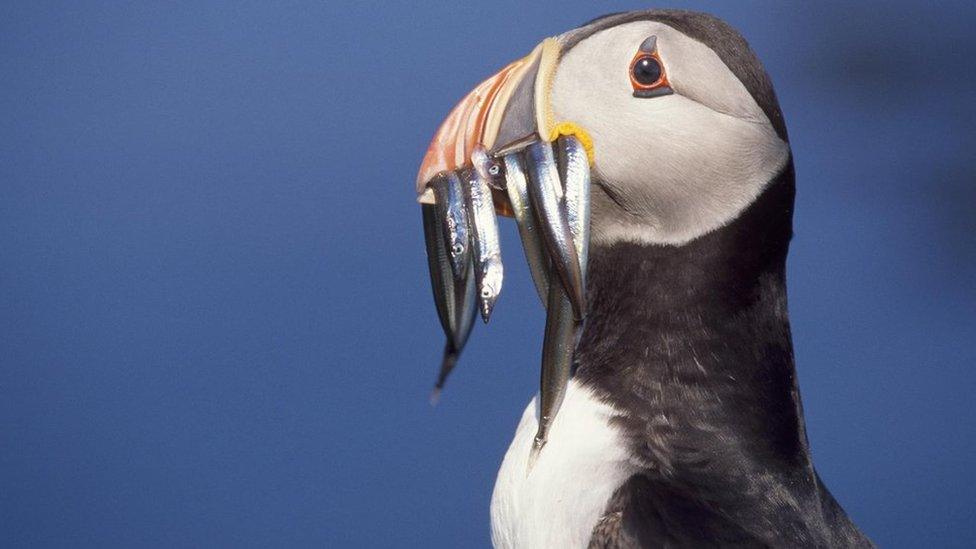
[417, 37, 594, 465]
[415, 38, 563, 213]
[415, 37, 564, 325]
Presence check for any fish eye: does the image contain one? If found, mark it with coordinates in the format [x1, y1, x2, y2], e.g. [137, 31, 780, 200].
[629, 51, 673, 98]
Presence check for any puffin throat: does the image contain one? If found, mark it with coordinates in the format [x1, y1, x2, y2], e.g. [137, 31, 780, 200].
[573, 161, 811, 473]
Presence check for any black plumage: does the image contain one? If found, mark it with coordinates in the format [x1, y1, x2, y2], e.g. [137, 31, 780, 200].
[563, 10, 872, 548]
[580, 162, 867, 547]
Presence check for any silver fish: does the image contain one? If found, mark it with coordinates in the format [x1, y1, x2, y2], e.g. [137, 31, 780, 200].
[465, 147, 504, 322]
[529, 135, 591, 466]
[432, 258, 478, 404]
[503, 153, 550, 306]
[422, 203, 478, 404]
[528, 279, 578, 468]
[524, 141, 585, 321]
[557, 135, 591, 278]
[429, 172, 470, 281]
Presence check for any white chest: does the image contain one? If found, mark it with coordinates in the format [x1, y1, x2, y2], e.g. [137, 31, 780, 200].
[490, 381, 636, 549]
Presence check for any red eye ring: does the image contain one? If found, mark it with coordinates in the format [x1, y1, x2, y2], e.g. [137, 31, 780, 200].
[629, 51, 672, 96]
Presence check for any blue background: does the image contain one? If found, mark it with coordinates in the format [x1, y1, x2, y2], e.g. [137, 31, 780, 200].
[2, 1, 974, 547]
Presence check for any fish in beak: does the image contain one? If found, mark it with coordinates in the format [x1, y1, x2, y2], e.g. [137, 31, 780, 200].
[416, 37, 594, 464]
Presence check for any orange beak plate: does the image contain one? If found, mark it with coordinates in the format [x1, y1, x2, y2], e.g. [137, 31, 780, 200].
[415, 39, 562, 209]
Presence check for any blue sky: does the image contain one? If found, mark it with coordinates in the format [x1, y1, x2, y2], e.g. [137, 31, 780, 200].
[2, 1, 974, 547]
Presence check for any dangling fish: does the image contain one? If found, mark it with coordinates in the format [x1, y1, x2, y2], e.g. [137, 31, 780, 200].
[419, 135, 590, 459]
[421, 180, 478, 404]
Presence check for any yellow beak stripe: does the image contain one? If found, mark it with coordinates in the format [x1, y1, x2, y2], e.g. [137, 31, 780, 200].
[547, 122, 595, 166]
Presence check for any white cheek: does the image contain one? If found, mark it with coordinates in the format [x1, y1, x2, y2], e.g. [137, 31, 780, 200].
[582, 95, 788, 245]
[550, 21, 789, 245]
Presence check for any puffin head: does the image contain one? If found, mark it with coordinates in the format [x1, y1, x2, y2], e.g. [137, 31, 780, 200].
[417, 10, 791, 248]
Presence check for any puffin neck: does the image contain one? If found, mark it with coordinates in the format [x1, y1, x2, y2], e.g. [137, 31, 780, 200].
[574, 160, 811, 469]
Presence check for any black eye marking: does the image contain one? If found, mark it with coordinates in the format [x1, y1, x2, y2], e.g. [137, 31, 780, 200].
[629, 35, 674, 98]
[638, 35, 657, 53]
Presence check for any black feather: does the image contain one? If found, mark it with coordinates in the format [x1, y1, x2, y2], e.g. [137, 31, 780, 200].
[579, 161, 871, 547]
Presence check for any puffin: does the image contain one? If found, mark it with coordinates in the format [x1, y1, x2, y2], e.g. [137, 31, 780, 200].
[415, 9, 873, 548]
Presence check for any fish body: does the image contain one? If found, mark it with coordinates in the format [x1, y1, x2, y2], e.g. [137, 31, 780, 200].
[429, 172, 471, 280]
[524, 141, 586, 321]
[422, 203, 478, 401]
[529, 136, 592, 462]
[424, 136, 591, 450]
[503, 154, 550, 305]
[557, 135, 591, 276]
[463, 164, 504, 323]
[529, 279, 578, 467]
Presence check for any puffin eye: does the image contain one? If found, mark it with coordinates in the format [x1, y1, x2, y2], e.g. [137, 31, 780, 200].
[629, 47, 673, 98]
[632, 56, 662, 86]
